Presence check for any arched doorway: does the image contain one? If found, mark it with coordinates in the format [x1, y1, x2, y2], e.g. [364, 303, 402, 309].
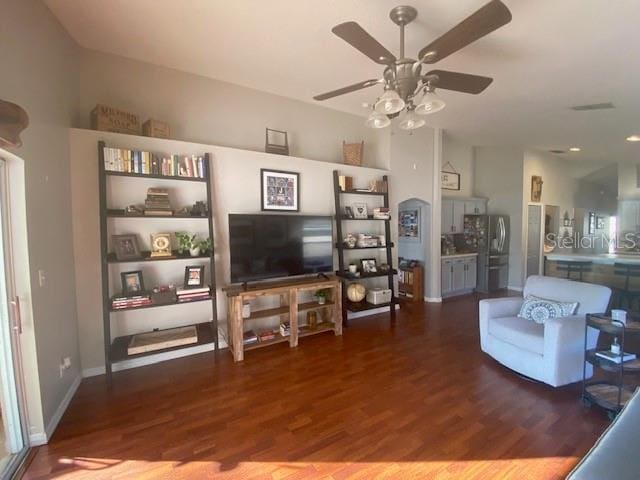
[397, 198, 431, 301]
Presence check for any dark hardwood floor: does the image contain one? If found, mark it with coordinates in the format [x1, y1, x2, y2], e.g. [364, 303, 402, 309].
[23, 293, 609, 479]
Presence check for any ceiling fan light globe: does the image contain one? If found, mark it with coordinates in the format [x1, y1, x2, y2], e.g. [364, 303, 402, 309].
[365, 112, 391, 129]
[398, 111, 425, 130]
[374, 89, 405, 114]
[415, 91, 446, 115]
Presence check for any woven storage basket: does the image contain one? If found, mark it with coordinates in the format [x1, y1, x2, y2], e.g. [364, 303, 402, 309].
[343, 141, 364, 166]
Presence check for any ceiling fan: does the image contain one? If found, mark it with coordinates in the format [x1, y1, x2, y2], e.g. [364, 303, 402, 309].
[313, 0, 512, 130]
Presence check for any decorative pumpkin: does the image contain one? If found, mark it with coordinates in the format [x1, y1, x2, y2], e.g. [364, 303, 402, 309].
[347, 283, 366, 302]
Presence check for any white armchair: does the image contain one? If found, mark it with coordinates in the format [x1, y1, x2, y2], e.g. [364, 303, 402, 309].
[479, 275, 612, 387]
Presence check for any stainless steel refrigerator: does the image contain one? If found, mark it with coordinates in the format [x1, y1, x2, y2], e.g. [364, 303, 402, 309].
[463, 214, 510, 292]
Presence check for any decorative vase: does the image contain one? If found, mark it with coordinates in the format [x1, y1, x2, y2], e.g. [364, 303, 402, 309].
[189, 246, 201, 257]
[318, 296, 326, 305]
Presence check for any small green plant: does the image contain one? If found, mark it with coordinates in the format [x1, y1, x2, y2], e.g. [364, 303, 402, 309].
[175, 232, 197, 254]
[315, 289, 331, 304]
[198, 237, 212, 255]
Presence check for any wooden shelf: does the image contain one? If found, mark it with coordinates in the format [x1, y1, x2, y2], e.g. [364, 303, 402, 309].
[244, 300, 335, 321]
[107, 211, 208, 219]
[336, 270, 396, 280]
[338, 243, 394, 250]
[338, 189, 387, 196]
[336, 215, 390, 222]
[584, 381, 635, 412]
[110, 295, 212, 312]
[106, 251, 210, 264]
[586, 349, 640, 373]
[345, 298, 396, 313]
[298, 322, 335, 338]
[243, 334, 289, 351]
[110, 322, 214, 363]
[105, 170, 207, 182]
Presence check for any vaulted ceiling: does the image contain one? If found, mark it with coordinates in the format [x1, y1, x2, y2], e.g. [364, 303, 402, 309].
[45, 0, 640, 163]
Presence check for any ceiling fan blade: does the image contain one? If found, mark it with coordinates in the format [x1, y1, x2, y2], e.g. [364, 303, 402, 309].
[332, 22, 396, 65]
[313, 79, 381, 101]
[418, 0, 512, 63]
[425, 70, 493, 94]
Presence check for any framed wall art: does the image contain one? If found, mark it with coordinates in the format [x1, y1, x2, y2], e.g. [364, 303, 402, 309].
[399, 209, 420, 239]
[261, 169, 299, 212]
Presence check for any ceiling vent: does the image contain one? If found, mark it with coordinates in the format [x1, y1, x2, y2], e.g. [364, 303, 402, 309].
[549, 149, 565, 154]
[570, 102, 615, 111]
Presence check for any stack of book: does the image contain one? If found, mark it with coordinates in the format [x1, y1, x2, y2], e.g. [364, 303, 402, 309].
[144, 187, 172, 216]
[103, 147, 206, 178]
[257, 329, 278, 342]
[280, 322, 291, 337]
[176, 286, 210, 303]
[111, 293, 152, 310]
[243, 330, 258, 345]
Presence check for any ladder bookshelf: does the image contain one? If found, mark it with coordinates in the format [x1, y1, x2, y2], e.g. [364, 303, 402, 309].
[332, 170, 396, 323]
[98, 141, 218, 379]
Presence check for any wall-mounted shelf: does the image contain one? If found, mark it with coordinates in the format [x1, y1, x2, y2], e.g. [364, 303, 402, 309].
[105, 170, 207, 183]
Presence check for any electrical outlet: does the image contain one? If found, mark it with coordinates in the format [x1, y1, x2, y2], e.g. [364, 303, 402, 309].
[38, 269, 46, 287]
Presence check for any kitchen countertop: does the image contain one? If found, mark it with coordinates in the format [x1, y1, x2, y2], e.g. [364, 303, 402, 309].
[545, 252, 640, 265]
[441, 253, 479, 259]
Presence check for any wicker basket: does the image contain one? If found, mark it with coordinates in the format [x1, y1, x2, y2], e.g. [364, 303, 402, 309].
[343, 141, 364, 166]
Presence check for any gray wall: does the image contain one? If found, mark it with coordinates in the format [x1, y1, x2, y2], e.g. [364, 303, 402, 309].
[76, 49, 387, 168]
[0, 0, 80, 432]
[474, 146, 525, 288]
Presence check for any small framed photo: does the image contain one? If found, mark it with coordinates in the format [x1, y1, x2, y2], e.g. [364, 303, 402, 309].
[112, 234, 142, 261]
[184, 265, 205, 288]
[352, 203, 368, 219]
[360, 258, 377, 274]
[344, 206, 354, 218]
[261, 169, 299, 212]
[120, 270, 144, 295]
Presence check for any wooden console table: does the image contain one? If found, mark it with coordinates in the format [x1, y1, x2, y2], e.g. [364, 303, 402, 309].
[224, 276, 342, 361]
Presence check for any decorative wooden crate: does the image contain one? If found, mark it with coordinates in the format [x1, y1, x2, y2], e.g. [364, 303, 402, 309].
[91, 104, 141, 135]
[343, 141, 364, 166]
[143, 119, 170, 139]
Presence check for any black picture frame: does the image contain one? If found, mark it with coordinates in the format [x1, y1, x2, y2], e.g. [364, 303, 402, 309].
[120, 270, 144, 295]
[112, 234, 142, 261]
[260, 168, 300, 212]
[184, 265, 205, 288]
[441, 172, 461, 191]
[360, 258, 377, 274]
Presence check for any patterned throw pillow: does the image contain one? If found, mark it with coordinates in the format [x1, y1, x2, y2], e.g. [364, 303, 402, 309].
[518, 294, 578, 324]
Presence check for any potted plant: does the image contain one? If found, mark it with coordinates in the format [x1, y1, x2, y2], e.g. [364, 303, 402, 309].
[198, 237, 212, 256]
[315, 289, 330, 305]
[175, 232, 200, 256]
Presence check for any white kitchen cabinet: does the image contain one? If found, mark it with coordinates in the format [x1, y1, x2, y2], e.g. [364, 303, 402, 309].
[464, 257, 477, 290]
[452, 202, 465, 233]
[451, 260, 465, 291]
[442, 255, 477, 297]
[442, 199, 454, 234]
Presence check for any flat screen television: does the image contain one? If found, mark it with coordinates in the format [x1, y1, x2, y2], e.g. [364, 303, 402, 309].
[229, 214, 333, 283]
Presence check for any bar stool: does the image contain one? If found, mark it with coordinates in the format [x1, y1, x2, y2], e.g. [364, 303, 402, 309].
[611, 263, 640, 312]
[554, 260, 593, 282]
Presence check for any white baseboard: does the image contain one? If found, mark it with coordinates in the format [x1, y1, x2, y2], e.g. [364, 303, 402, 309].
[29, 432, 47, 446]
[425, 297, 442, 303]
[82, 339, 224, 378]
[347, 303, 400, 320]
[507, 285, 524, 292]
[29, 374, 82, 446]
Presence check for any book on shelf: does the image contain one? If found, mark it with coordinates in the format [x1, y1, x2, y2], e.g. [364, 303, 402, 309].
[257, 329, 277, 342]
[111, 293, 152, 309]
[103, 147, 206, 179]
[243, 330, 258, 345]
[280, 322, 291, 337]
[127, 325, 198, 355]
[595, 350, 637, 363]
[144, 210, 174, 216]
[338, 175, 353, 191]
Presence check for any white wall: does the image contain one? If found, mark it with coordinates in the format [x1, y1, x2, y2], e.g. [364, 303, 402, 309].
[474, 146, 525, 288]
[70, 129, 390, 372]
[618, 161, 640, 199]
[76, 49, 388, 169]
[442, 133, 474, 197]
[0, 0, 81, 441]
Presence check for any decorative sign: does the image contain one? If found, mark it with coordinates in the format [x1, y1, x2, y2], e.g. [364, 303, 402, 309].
[441, 172, 460, 191]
